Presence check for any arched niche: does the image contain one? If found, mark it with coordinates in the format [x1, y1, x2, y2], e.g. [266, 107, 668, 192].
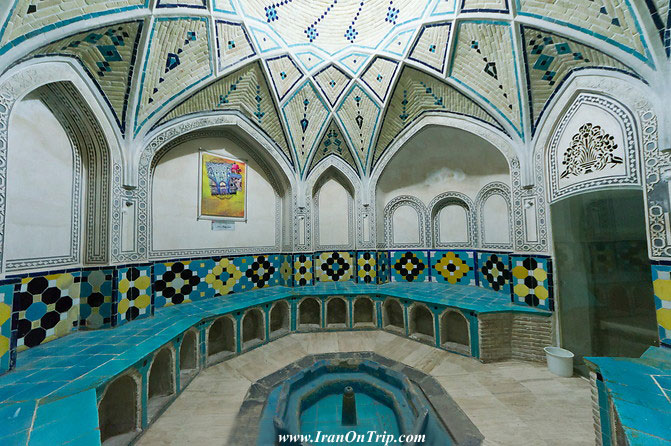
[241, 307, 265, 350]
[206, 315, 236, 364]
[179, 329, 199, 382]
[269, 300, 290, 338]
[353, 297, 376, 328]
[147, 346, 176, 422]
[150, 130, 289, 258]
[375, 125, 511, 249]
[98, 371, 142, 445]
[325, 296, 349, 329]
[383, 196, 428, 248]
[439, 309, 470, 355]
[297, 297, 321, 330]
[408, 303, 435, 345]
[310, 166, 355, 250]
[476, 182, 513, 249]
[382, 298, 404, 333]
[429, 192, 475, 248]
[3, 82, 112, 272]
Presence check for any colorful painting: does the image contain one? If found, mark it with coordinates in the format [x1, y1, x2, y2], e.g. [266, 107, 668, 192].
[199, 151, 248, 220]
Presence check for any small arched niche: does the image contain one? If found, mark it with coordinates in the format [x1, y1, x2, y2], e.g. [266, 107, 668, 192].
[298, 297, 322, 330]
[478, 185, 512, 249]
[179, 329, 199, 383]
[242, 307, 265, 350]
[353, 297, 376, 328]
[326, 297, 349, 329]
[382, 298, 404, 333]
[409, 303, 435, 344]
[98, 372, 141, 444]
[207, 315, 236, 364]
[269, 300, 290, 339]
[312, 167, 354, 249]
[392, 204, 421, 245]
[439, 310, 470, 355]
[430, 193, 474, 248]
[147, 346, 176, 422]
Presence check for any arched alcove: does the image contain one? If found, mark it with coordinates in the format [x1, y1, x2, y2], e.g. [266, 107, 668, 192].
[440, 310, 470, 354]
[242, 308, 265, 350]
[4, 82, 111, 271]
[409, 303, 434, 344]
[376, 125, 511, 249]
[325, 297, 348, 328]
[382, 298, 404, 333]
[207, 315, 236, 364]
[477, 183, 512, 249]
[298, 297, 321, 330]
[179, 330, 199, 382]
[353, 297, 376, 328]
[147, 346, 176, 421]
[98, 372, 141, 444]
[311, 167, 355, 250]
[429, 192, 475, 248]
[269, 300, 290, 338]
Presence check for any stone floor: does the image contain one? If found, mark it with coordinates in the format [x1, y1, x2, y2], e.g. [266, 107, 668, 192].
[137, 331, 595, 446]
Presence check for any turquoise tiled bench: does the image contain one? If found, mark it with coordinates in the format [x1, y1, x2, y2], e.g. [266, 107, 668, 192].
[0, 282, 551, 445]
[586, 347, 671, 445]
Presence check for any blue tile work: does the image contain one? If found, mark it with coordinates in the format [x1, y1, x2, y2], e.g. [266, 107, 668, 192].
[12, 272, 81, 352]
[652, 263, 671, 347]
[115, 265, 152, 326]
[0, 283, 14, 374]
[241, 254, 282, 289]
[431, 250, 476, 286]
[79, 269, 114, 329]
[356, 251, 377, 284]
[205, 257, 243, 296]
[390, 251, 429, 283]
[293, 254, 314, 286]
[477, 252, 511, 295]
[279, 254, 293, 287]
[511, 256, 553, 310]
[315, 251, 354, 283]
[377, 251, 390, 284]
[154, 261, 207, 308]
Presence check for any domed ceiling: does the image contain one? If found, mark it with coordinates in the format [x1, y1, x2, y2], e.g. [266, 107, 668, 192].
[0, 0, 665, 178]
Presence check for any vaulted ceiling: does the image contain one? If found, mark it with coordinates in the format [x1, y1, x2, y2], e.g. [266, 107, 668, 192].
[0, 0, 666, 178]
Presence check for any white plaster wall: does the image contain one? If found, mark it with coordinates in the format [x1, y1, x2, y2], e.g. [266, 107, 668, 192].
[5, 96, 77, 261]
[376, 126, 510, 244]
[152, 136, 279, 251]
[316, 178, 350, 247]
[438, 205, 468, 243]
[392, 205, 420, 244]
[482, 194, 510, 244]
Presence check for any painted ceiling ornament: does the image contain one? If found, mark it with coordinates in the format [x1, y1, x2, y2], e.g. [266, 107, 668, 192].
[560, 123, 622, 179]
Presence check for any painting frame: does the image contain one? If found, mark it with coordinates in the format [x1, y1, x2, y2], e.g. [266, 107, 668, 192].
[197, 149, 249, 222]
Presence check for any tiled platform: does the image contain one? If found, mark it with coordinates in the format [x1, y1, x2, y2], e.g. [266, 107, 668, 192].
[586, 347, 671, 445]
[0, 282, 549, 445]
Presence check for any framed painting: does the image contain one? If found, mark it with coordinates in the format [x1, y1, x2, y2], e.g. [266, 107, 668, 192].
[198, 150, 248, 221]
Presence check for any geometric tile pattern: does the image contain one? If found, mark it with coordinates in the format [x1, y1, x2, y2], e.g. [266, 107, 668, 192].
[477, 252, 511, 294]
[204, 258, 243, 296]
[0, 284, 14, 374]
[431, 250, 476, 285]
[26, 22, 143, 134]
[315, 251, 353, 282]
[511, 256, 552, 310]
[280, 255, 293, 287]
[158, 0, 206, 8]
[336, 85, 381, 173]
[314, 64, 352, 107]
[521, 26, 636, 134]
[644, 0, 671, 56]
[373, 66, 503, 166]
[293, 254, 314, 286]
[115, 266, 152, 325]
[383, 29, 416, 57]
[356, 251, 377, 284]
[154, 261, 204, 308]
[518, 0, 650, 63]
[652, 264, 671, 346]
[339, 53, 371, 75]
[282, 81, 330, 176]
[213, 0, 237, 13]
[377, 251, 390, 284]
[408, 22, 452, 73]
[0, 0, 146, 49]
[449, 21, 522, 135]
[215, 21, 256, 70]
[265, 55, 304, 101]
[12, 273, 81, 352]
[135, 17, 213, 134]
[391, 250, 428, 283]
[461, 0, 508, 12]
[360, 57, 399, 102]
[157, 62, 291, 163]
[239, 255, 281, 290]
[308, 119, 359, 177]
[79, 269, 113, 329]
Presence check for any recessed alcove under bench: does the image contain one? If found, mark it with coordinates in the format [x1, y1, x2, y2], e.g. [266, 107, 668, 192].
[0, 282, 551, 445]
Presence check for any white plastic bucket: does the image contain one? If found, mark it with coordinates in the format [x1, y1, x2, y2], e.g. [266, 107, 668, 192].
[544, 346, 574, 377]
